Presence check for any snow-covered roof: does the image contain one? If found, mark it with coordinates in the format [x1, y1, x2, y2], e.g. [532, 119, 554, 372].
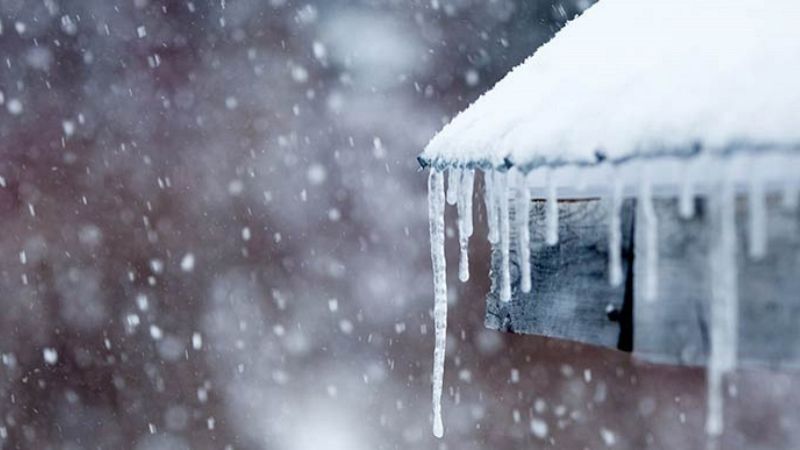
[420, 0, 800, 171]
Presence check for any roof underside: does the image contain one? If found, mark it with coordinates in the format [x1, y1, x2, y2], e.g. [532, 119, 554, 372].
[420, 0, 800, 172]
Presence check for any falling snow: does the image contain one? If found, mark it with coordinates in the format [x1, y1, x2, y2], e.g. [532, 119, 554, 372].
[2, 0, 799, 449]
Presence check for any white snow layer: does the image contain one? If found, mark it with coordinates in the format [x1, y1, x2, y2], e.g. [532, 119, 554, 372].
[421, 0, 800, 170]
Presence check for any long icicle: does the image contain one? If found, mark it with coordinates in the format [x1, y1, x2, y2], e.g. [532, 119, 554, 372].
[608, 177, 624, 287]
[639, 170, 659, 302]
[706, 174, 739, 437]
[485, 170, 499, 244]
[706, 352, 724, 438]
[427, 169, 447, 438]
[747, 177, 767, 260]
[498, 171, 512, 302]
[516, 171, 531, 293]
[545, 169, 559, 246]
[458, 169, 475, 282]
[720, 179, 739, 373]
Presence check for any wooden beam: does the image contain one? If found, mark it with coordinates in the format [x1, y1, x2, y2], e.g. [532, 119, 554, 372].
[485, 194, 800, 368]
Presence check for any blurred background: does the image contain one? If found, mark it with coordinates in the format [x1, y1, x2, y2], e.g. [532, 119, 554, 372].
[1, 0, 799, 449]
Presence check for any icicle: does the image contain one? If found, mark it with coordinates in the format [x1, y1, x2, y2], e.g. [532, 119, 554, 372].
[639, 173, 658, 302]
[719, 178, 739, 372]
[608, 178, 624, 287]
[706, 356, 724, 437]
[516, 171, 531, 293]
[461, 169, 475, 239]
[427, 169, 448, 438]
[457, 169, 475, 282]
[782, 181, 799, 211]
[498, 171, 511, 302]
[485, 170, 499, 244]
[446, 168, 460, 206]
[545, 170, 559, 246]
[679, 164, 695, 219]
[706, 176, 739, 437]
[747, 178, 767, 260]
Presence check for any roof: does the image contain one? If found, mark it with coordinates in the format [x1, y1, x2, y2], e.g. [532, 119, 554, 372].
[420, 0, 800, 172]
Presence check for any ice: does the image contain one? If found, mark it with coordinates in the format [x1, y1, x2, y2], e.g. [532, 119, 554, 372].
[707, 283, 726, 437]
[747, 178, 767, 260]
[717, 179, 740, 373]
[679, 164, 695, 219]
[545, 171, 559, 246]
[485, 170, 499, 244]
[446, 168, 460, 206]
[457, 169, 475, 282]
[608, 178, 623, 287]
[515, 171, 531, 293]
[461, 169, 475, 239]
[706, 176, 739, 436]
[498, 171, 511, 302]
[427, 169, 448, 438]
[639, 173, 658, 302]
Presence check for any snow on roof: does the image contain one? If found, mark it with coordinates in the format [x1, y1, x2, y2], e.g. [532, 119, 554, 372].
[421, 0, 800, 171]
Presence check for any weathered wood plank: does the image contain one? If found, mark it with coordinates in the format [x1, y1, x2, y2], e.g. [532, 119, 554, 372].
[484, 192, 800, 368]
[632, 198, 711, 365]
[485, 199, 635, 351]
[634, 196, 800, 368]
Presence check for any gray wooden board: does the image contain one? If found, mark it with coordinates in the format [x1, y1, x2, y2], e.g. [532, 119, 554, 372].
[485, 199, 634, 350]
[485, 194, 800, 368]
[632, 198, 712, 366]
[634, 196, 800, 368]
